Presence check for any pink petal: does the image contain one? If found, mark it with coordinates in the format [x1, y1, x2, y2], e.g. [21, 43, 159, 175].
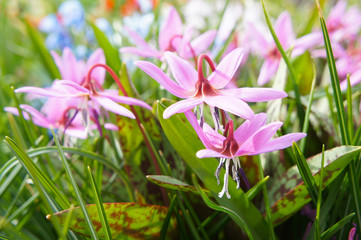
[54, 80, 90, 94]
[15, 86, 74, 98]
[104, 123, 119, 131]
[135, 61, 190, 98]
[208, 48, 244, 89]
[274, 11, 295, 48]
[340, 69, 361, 91]
[163, 98, 203, 119]
[248, 23, 269, 55]
[99, 91, 152, 110]
[292, 32, 323, 57]
[236, 122, 283, 156]
[20, 104, 53, 128]
[123, 26, 156, 53]
[51, 50, 64, 78]
[177, 26, 193, 58]
[257, 58, 280, 86]
[220, 87, 287, 102]
[257, 133, 306, 154]
[85, 49, 106, 86]
[91, 96, 135, 119]
[120, 47, 160, 58]
[196, 149, 227, 159]
[158, 6, 183, 52]
[191, 30, 217, 56]
[234, 113, 267, 145]
[185, 110, 225, 149]
[204, 95, 254, 119]
[65, 127, 88, 139]
[164, 51, 198, 91]
[62, 47, 83, 84]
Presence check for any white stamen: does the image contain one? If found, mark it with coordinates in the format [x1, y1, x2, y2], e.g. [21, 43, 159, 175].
[218, 159, 231, 199]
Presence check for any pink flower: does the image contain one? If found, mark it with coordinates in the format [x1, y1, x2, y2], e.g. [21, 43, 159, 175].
[51, 47, 106, 87]
[136, 48, 287, 124]
[11, 48, 151, 138]
[120, 6, 217, 60]
[250, 11, 308, 85]
[185, 111, 306, 198]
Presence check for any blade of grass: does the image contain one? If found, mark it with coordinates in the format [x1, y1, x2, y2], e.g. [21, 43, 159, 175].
[256, 155, 275, 240]
[59, 204, 75, 240]
[315, 145, 325, 240]
[160, 194, 177, 240]
[315, 1, 361, 234]
[346, 75, 353, 140]
[300, 60, 317, 152]
[192, 174, 254, 240]
[321, 213, 355, 240]
[245, 176, 270, 201]
[260, 0, 304, 128]
[292, 142, 318, 205]
[87, 166, 112, 240]
[51, 130, 99, 240]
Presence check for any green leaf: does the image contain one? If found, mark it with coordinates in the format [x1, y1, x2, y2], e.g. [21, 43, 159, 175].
[23, 19, 60, 80]
[157, 101, 268, 239]
[51, 130, 99, 239]
[146, 175, 210, 195]
[321, 212, 355, 240]
[245, 176, 269, 201]
[91, 23, 121, 72]
[268, 146, 361, 225]
[192, 174, 253, 240]
[292, 142, 319, 205]
[87, 166, 112, 240]
[48, 203, 176, 239]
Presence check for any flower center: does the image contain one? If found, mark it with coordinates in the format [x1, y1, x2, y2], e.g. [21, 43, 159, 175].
[193, 54, 220, 98]
[219, 120, 239, 157]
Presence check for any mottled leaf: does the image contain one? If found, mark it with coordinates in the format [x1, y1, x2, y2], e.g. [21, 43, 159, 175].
[269, 146, 361, 225]
[47, 203, 176, 239]
[146, 175, 210, 194]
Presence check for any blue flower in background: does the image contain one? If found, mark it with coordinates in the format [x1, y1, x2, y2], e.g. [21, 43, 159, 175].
[58, 0, 85, 31]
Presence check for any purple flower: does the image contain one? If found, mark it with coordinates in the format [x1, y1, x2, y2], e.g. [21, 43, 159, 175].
[11, 48, 151, 138]
[136, 48, 287, 124]
[250, 11, 307, 85]
[185, 111, 306, 198]
[120, 6, 217, 60]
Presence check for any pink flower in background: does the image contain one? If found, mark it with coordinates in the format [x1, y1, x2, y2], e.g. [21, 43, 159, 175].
[136, 48, 287, 124]
[186, 111, 306, 198]
[9, 48, 151, 138]
[52, 47, 106, 87]
[120, 6, 217, 60]
[250, 11, 308, 85]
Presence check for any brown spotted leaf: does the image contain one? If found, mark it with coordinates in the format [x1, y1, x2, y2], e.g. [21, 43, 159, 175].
[268, 146, 361, 226]
[146, 175, 210, 194]
[48, 202, 176, 239]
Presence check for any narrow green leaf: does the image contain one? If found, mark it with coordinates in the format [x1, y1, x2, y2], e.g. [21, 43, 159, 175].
[315, 145, 325, 240]
[146, 175, 210, 194]
[157, 101, 268, 239]
[51, 130, 99, 240]
[60, 204, 75, 240]
[91, 23, 121, 72]
[260, 0, 304, 128]
[346, 75, 353, 140]
[192, 174, 253, 240]
[300, 59, 317, 152]
[245, 176, 269, 200]
[321, 213, 355, 240]
[48, 202, 176, 239]
[23, 19, 60, 80]
[316, 1, 349, 145]
[87, 166, 112, 240]
[269, 146, 361, 225]
[160, 195, 177, 240]
[292, 142, 319, 205]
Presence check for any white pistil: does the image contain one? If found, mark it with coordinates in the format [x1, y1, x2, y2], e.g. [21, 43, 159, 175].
[215, 158, 225, 185]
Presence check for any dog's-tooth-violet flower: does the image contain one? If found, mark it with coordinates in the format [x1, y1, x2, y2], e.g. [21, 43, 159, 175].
[185, 111, 306, 198]
[136, 48, 287, 125]
[120, 5, 217, 60]
[250, 11, 308, 85]
[14, 48, 151, 136]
